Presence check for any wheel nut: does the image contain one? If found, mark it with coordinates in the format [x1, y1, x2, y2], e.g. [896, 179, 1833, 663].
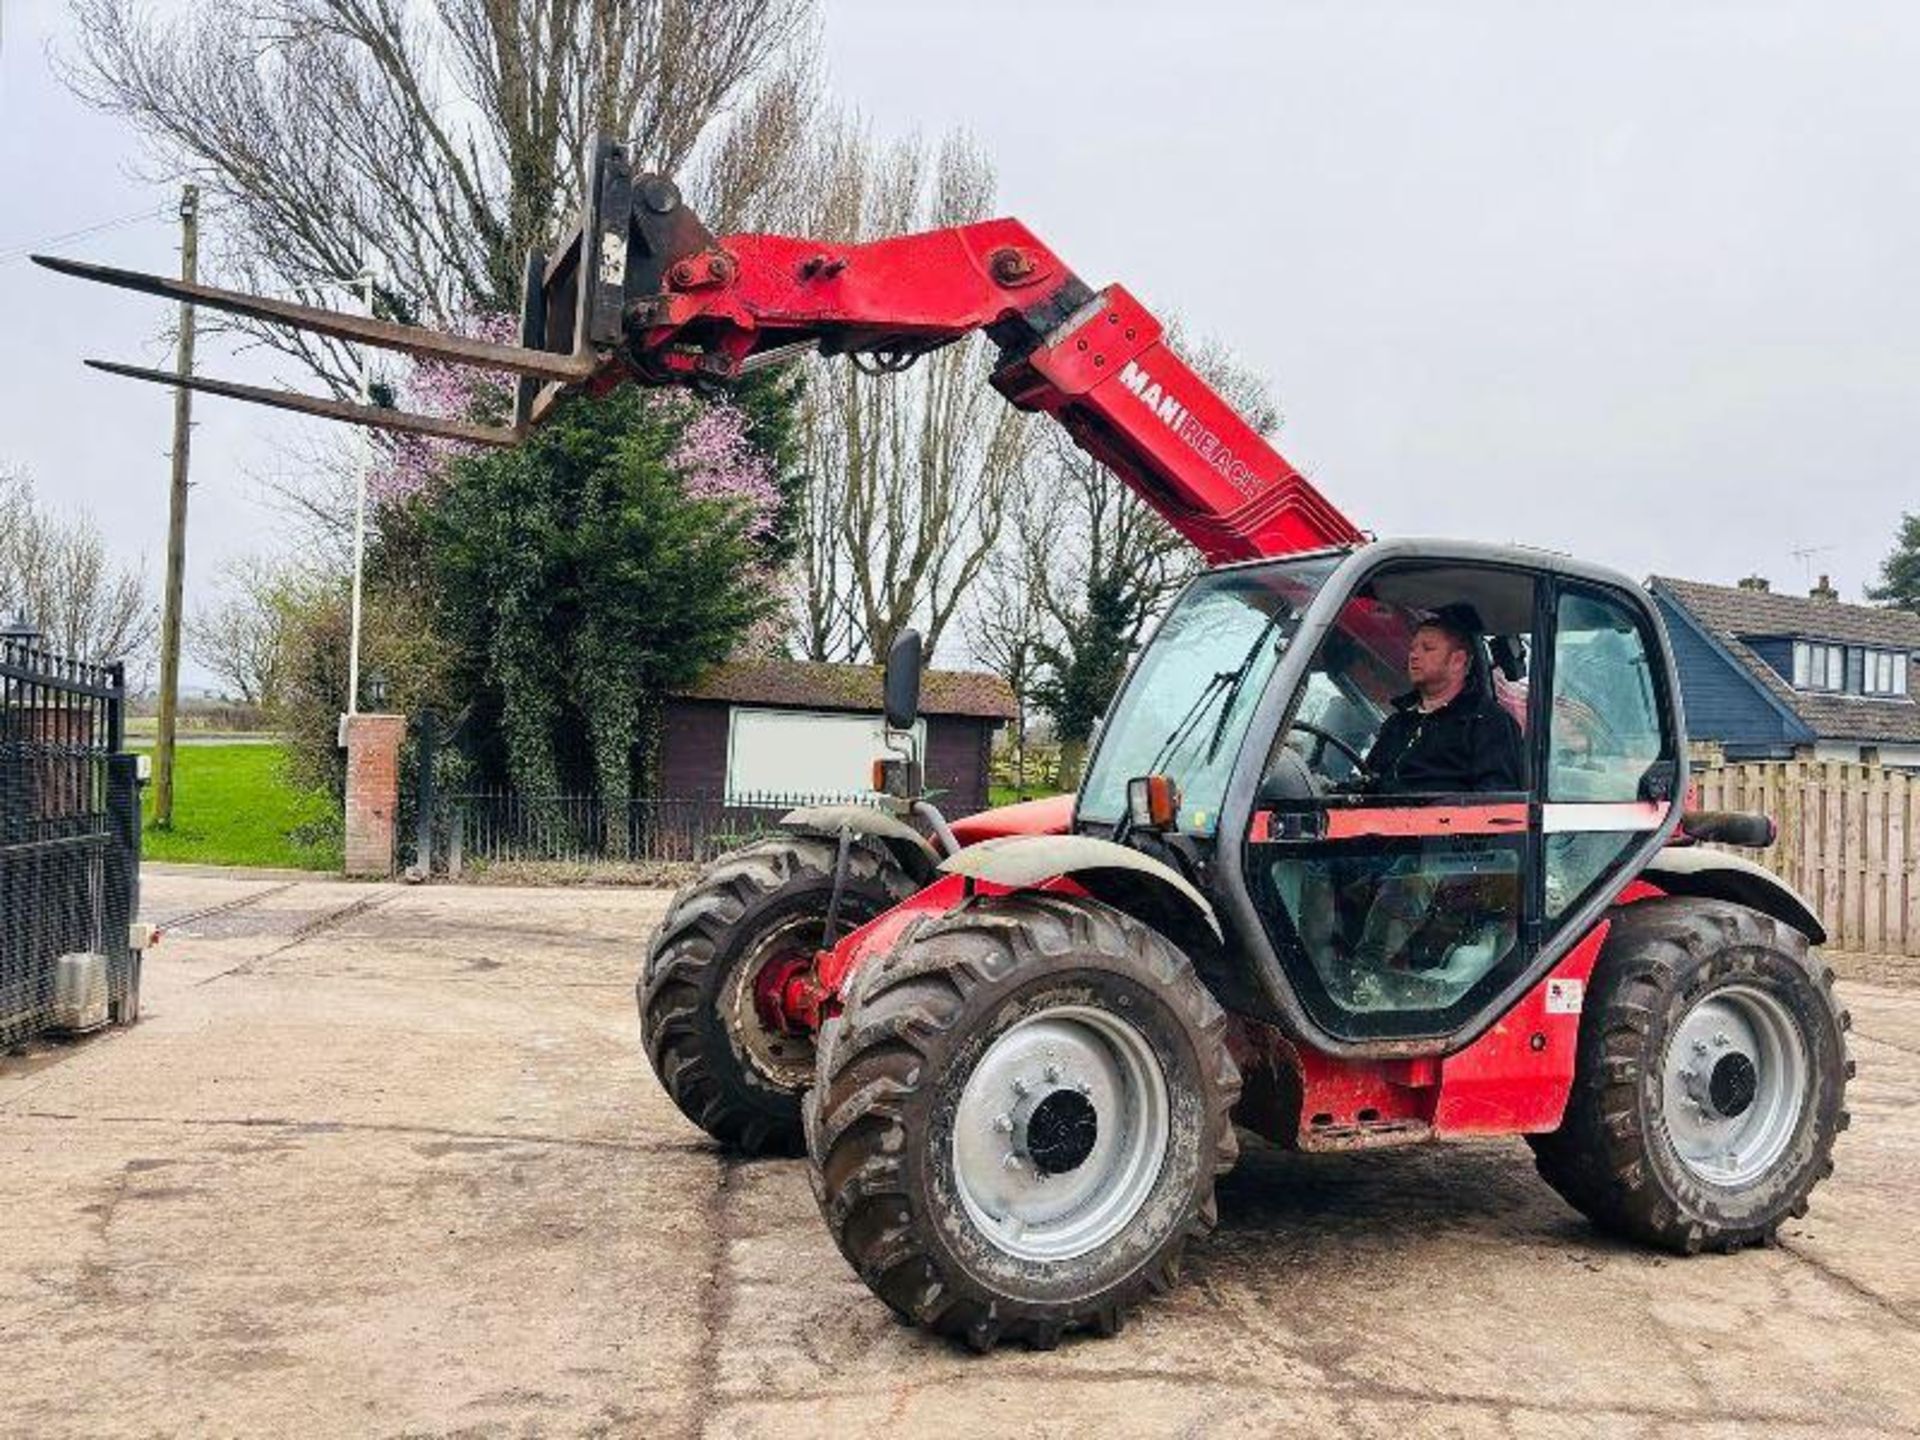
[1075, 1080, 1092, 1096]
[1714, 1032, 1729, 1048]
[1012, 1077, 1030, 1098]
[1002, 1154, 1022, 1171]
[992, 1114, 1013, 1134]
[1692, 1039, 1709, 1055]
[1044, 1064, 1061, 1083]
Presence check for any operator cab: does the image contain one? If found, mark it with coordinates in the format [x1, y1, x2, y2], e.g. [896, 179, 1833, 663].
[1077, 540, 1683, 1054]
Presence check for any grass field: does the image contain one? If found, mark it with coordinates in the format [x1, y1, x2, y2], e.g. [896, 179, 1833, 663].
[137, 744, 342, 871]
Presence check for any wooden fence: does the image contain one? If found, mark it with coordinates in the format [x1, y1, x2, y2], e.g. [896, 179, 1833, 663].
[1690, 760, 1920, 955]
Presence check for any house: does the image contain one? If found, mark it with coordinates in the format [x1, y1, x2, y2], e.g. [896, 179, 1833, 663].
[660, 658, 1020, 813]
[1649, 573, 1920, 767]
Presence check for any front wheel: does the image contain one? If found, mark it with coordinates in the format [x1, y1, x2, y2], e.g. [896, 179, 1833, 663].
[806, 893, 1240, 1350]
[1530, 897, 1853, 1252]
[640, 833, 917, 1155]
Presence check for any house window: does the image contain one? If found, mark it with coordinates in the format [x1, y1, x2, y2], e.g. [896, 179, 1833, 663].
[1792, 641, 1846, 692]
[1863, 649, 1911, 697]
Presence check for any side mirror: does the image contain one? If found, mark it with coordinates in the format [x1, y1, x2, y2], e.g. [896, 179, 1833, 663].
[884, 628, 923, 732]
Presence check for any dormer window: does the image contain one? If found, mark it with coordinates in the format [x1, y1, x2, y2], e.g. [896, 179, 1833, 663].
[1864, 649, 1911, 697]
[1792, 641, 1846, 691]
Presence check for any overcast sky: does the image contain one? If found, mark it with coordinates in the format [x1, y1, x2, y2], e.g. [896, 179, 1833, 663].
[4, 0, 1918, 684]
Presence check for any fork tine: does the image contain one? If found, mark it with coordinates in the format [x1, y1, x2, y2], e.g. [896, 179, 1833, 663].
[37, 254, 598, 385]
[84, 360, 523, 447]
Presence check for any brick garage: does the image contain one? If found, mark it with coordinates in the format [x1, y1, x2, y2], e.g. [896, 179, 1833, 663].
[660, 660, 1018, 814]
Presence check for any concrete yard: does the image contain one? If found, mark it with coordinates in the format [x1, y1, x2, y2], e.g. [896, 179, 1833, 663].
[3, 870, 1917, 1439]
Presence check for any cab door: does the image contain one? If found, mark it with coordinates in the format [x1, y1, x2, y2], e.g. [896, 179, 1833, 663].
[1244, 560, 1542, 1041]
[1242, 558, 1680, 1047]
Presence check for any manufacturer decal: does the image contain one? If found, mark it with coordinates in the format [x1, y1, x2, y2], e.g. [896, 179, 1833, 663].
[1116, 360, 1264, 499]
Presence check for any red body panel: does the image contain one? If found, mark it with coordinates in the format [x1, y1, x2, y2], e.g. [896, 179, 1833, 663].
[948, 793, 1075, 846]
[1248, 802, 1529, 844]
[815, 873, 975, 998]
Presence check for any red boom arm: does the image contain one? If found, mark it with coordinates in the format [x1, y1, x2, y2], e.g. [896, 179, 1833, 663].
[623, 220, 1363, 563]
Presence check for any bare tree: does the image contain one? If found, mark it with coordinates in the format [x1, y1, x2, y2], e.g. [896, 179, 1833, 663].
[965, 484, 1050, 791]
[1015, 331, 1280, 786]
[785, 126, 1032, 662]
[0, 466, 157, 667]
[187, 557, 311, 705]
[66, 0, 817, 394]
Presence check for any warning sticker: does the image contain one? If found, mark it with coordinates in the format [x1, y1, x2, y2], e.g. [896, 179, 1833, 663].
[1545, 978, 1584, 1015]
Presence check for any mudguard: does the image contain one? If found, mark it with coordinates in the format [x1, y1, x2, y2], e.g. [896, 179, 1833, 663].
[939, 834, 1222, 940]
[779, 804, 939, 882]
[1641, 846, 1828, 945]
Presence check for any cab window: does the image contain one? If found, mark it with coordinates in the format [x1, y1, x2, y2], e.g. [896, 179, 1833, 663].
[1543, 584, 1675, 919]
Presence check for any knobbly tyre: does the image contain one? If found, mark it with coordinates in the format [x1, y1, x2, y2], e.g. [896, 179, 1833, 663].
[43, 136, 1852, 1351]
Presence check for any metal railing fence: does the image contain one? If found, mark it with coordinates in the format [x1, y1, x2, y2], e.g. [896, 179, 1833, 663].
[428, 789, 899, 873]
[0, 633, 140, 1043]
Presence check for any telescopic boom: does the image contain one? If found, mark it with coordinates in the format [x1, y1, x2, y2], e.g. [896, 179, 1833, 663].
[38, 137, 1362, 564]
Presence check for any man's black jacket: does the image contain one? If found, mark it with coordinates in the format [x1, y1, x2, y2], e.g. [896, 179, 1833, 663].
[1363, 684, 1526, 794]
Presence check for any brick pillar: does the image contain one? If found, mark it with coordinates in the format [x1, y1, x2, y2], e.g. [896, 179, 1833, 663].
[342, 713, 406, 877]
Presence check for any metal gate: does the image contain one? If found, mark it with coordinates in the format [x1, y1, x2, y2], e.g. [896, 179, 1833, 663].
[0, 630, 141, 1045]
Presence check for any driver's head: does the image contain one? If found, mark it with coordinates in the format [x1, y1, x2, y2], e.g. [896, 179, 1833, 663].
[1407, 613, 1475, 702]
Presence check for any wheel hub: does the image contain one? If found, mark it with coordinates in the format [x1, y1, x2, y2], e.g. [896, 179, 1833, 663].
[1709, 1052, 1759, 1118]
[1660, 984, 1808, 1187]
[725, 918, 822, 1090]
[1025, 1088, 1099, 1175]
[951, 1006, 1171, 1263]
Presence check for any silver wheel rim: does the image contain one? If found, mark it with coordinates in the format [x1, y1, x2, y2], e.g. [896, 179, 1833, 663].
[952, 1005, 1171, 1263]
[724, 916, 817, 1090]
[1661, 983, 1808, 1188]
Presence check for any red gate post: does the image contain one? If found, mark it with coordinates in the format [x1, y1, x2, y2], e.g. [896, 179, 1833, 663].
[342, 713, 406, 877]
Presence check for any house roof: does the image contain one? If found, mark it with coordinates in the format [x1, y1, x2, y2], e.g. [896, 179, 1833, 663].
[1652, 576, 1920, 650]
[1651, 576, 1920, 744]
[673, 659, 1020, 721]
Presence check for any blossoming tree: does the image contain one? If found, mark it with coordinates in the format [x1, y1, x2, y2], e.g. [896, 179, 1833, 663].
[365, 314, 795, 840]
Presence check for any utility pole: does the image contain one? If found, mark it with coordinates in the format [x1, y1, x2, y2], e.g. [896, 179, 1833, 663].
[152, 184, 198, 828]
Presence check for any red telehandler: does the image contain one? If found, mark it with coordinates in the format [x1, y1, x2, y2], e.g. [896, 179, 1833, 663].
[41, 137, 1851, 1350]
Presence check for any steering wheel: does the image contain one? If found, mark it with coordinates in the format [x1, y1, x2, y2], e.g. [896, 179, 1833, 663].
[1288, 720, 1371, 783]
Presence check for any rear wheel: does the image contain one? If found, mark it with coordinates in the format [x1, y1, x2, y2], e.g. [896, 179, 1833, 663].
[806, 893, 1239, 1349]
[1530, 897, 1852, 1252]
[640, 833, 917, 1155]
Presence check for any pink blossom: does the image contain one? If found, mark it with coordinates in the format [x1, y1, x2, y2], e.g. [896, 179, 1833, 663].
[666, 401, 780, 541]
[369, 310, 516, 506]
[368, 312, 780, 545]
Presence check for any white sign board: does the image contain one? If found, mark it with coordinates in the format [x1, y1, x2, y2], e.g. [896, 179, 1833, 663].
[725, 707, 925, 802]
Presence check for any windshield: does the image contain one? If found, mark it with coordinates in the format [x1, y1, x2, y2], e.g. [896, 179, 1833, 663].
[1078, 555, 1345, 834]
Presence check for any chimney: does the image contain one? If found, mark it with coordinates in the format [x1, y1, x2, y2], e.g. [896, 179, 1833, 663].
[1736, 574, 1771, 592]
[1810, 574, 1839, 603]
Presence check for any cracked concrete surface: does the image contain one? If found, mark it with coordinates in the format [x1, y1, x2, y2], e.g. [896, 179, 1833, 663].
[3, 870, 1916, 1439]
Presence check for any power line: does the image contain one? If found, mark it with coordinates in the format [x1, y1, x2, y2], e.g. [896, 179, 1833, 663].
[0, 205, 173, 264]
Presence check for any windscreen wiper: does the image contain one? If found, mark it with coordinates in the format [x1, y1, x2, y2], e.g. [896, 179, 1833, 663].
[1143, 668, 1237, 781]
[1202, 606, 1292, 764]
